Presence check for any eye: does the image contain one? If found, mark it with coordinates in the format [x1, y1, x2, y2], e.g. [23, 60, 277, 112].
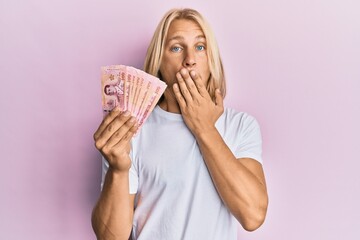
[171, 46, 182, 52]
[196, 45, 206, 51]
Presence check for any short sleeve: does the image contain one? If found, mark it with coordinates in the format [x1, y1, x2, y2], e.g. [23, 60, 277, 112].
[128, 141, 139, 194]
[128, 157, 139, 194]
[234, 115, 263, 164]
[100, 157, 109, 190]
[100, 155, 139, 194]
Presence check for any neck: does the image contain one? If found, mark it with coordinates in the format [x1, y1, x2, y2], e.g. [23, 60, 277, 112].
[158, 90, 181, 114]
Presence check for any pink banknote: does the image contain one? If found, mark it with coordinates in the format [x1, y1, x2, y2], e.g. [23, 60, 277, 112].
[101, 65, 167, 132]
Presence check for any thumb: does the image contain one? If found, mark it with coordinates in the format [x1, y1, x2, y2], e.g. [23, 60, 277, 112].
[215, 89, 224, 109]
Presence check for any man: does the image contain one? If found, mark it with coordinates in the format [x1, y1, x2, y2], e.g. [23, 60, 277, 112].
[92, 8, 268, 240]
[103, 83, 124, 112]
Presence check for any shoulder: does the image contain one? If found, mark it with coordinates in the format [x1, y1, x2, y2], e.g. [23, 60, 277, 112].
[220, 107, 260, 131]
[220, 108, 263, 163]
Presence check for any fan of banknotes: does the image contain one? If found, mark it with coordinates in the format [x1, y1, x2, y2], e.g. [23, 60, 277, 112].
[101, 65, 167, 130]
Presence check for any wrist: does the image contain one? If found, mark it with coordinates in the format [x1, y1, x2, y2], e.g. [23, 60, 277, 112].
[105, 154, 132, 173]
[193, 125, 218, 141]
[108, 166, 130, 176]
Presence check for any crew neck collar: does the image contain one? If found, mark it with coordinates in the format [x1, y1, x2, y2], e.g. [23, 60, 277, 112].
[154, 105, 183, 121]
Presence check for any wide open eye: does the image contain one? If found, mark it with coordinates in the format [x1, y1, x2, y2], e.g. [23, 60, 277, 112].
[196, 45, 206, 51]
[171, 46, 182, 52]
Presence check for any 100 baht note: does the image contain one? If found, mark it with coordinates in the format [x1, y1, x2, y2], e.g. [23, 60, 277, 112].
[101, 65, 126, 114]
[101, 65, 167, 131]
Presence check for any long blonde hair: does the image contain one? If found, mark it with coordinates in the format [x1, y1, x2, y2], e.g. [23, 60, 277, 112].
[143, 8, 226, 101]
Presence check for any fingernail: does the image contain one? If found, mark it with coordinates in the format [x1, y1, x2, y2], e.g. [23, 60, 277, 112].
[190, 71, 196, 77]
[124, 111, 130, 116]
[173, 83, 178, 89]
[129, 117, 136, 123]
[181, 68, 187, 74]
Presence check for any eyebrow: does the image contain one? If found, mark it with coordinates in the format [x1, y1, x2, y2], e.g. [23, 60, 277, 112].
[167, 35, 206, 42]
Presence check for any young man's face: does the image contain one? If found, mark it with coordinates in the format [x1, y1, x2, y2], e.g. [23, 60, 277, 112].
[159, 19, 210, 87]
[105, 85, 116, 95]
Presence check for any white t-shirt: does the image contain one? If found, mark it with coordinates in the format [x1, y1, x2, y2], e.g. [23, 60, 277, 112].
[101, 105, 262, 240]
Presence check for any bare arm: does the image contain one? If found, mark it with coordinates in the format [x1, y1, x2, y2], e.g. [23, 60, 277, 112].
[92, 109, 138, 239]
[92, 170, 136, 240]
[194, 128, 268, 231]
[173, 69, 268, 231]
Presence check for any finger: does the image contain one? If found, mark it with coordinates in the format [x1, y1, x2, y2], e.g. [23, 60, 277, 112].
[173, 83, 187, 109]
[190, 71, 210, 99]
[176, 71, 193, 103]
[215, 89, 224, 110]
[105, 117, 137, 149]
[180, 69, 200, 100]
[95, 111, 132, 150]
[113, 121, 139, 149]
[94, 107, 121, 140]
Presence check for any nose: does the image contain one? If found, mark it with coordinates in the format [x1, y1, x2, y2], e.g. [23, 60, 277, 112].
[183, 49, 196, 69]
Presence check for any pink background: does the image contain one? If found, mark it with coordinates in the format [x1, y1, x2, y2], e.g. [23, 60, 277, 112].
[1, 0, 359, 239]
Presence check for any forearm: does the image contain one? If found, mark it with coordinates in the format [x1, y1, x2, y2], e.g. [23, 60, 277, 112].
[92, 168, 133, 240]
[195, 127, 268, 231]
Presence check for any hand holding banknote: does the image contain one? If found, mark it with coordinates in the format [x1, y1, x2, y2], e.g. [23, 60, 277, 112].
[93, 108, 138, 172]
[95, 65, 166, 170]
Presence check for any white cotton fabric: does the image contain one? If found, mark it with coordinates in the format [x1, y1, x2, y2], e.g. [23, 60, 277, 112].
[101, 105, 262, 240]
